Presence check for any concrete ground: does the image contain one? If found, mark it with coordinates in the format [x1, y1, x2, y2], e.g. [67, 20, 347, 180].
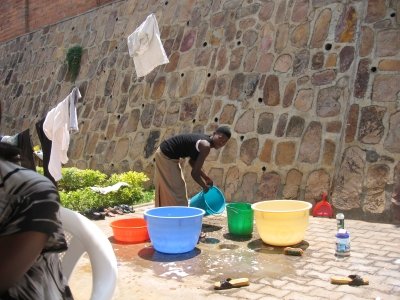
[69, 203, 400, 300]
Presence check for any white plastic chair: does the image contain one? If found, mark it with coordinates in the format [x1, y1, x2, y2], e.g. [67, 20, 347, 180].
[59, 207, 118, 300]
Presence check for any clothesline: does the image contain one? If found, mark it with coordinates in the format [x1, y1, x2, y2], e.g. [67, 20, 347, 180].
[2, 13, 171, 183]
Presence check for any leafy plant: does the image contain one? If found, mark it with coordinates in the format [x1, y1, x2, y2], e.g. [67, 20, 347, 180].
[59, 188, 101, 212]
[36, 166, 44, 175]
[66, 45, 83, 82]
[103, 171, 150, 205]
[52, 168, 153, 212]
[107, 171, 149, 187]
[142, 189, 155, 204]
[58, 167, 107, 192]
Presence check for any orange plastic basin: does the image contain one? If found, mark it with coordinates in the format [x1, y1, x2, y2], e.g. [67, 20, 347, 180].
[110, 218, 149, 243]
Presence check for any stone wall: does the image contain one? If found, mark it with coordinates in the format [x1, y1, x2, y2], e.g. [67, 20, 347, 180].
[0, 0, 399, 223]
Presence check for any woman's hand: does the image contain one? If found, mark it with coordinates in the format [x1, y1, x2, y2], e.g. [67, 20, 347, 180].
[202, 175, 213, 193]
[204, 177, 213, 187]
[203, 179, 214, 194]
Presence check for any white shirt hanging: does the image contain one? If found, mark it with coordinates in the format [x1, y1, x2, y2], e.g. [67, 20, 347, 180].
[127, 13, 169, 77]
[43, 88, 81, 181]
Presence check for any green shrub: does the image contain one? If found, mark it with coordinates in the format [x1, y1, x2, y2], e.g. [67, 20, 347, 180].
[36, 166, 44, 175]
[59, 188, 102, 212]
[107, 171, 149, 187]
[58, 167, 107, 192]
[103, 171, 150, 206]
[57, 169, 153, 212]
[142, 189, 155, 203]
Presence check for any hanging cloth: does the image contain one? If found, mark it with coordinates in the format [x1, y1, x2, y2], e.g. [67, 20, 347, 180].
[36, 117, 56, 185]
[69, 87, 80, 132]
[17, 129, 36, 171]
[127, 13, 169, 77]
[42, 88, 81, 181]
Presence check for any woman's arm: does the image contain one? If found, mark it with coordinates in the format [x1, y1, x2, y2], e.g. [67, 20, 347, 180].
[200, 170, 213, 186]
[190, 140, 212, 192]
[0, 231, 48, 293]
[189, 161, 213, 190]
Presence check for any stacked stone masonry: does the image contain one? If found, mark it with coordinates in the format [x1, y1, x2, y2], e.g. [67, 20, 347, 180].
[0, 0, 399, 223]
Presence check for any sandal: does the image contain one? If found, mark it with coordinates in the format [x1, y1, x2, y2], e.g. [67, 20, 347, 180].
[103, 208, 116, 217]
[84, 211, 105, 220]
[214, 278, 249, 290]
[128, 205, 135, 213]
[113, 206, 124, 215]
[120, 204, 132, 214]
[93, 212, 106, 220]
[330, 275, 369, 286]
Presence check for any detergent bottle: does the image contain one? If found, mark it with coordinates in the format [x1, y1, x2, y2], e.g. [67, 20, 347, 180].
[335, 228, 350, 257]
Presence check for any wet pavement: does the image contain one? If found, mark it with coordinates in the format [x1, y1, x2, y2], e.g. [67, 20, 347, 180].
[70, 203, 400, 300]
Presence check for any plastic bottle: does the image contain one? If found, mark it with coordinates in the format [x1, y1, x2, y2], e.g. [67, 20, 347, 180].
[336, 213, 344, 230]
[335, 228, 350, 257]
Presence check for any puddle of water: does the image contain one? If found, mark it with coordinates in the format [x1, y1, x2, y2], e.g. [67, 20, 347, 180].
[248, 239, 310, 254]
[137, 246, 201, 262]
[108, 220, 300, 281]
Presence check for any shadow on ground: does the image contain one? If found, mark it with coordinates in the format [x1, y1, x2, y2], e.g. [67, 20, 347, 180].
[138, 247, 202, 262]
[248, 239, 310, 254]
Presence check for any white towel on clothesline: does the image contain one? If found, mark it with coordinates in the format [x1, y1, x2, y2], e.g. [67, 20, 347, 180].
[127, 13, 169, 77]
[43, 87, 81, 181]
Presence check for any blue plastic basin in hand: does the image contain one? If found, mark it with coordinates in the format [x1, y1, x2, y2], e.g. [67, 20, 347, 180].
[189, 186, 226, 216]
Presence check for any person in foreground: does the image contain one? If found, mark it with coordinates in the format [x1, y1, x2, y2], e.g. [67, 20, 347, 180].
[154, 126, 231, 207]
[0, 101, 73, 300]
